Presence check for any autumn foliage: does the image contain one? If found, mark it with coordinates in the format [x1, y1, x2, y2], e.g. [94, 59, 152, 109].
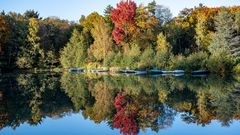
[111, 0, 137, 44]
[113, 93, 138, 135]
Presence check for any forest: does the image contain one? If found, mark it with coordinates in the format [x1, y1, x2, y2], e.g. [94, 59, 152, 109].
[0, 0, 240, 75]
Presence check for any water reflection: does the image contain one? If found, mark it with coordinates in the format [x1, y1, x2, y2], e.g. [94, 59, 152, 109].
[0, 73, 240, 134]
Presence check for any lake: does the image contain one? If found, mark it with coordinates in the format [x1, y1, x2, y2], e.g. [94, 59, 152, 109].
[0, 72, 240, 135]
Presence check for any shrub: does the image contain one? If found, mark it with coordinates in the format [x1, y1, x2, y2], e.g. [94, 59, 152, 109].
[123, 44, 141, 69]
[169, 55, 186, 70]
[138, 47, 155, 69]
[104, 52, 116, 67]
[207, 49, 235, 75]
[233, 64, 240, 74]
[155, 50, 172, 69]
[112, 52, 124, 67]
[184, 51, 209, 71]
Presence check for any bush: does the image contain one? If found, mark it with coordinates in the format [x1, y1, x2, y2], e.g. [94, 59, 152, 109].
[185, 51, 209, 71]
[112, 52, 124, 67]
[123, 44, 141, 69]
[155, 50, 172, 69]
[138, 47, 155, 69]
[169, 55, 186, 70]
[104, 52, 116, 67]
[233, 64, 240, 74]
[170, 51, 209, 72]
[207, 49, 235, 75]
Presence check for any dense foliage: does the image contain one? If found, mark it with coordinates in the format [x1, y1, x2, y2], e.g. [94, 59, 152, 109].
[0, 1, 240, 74]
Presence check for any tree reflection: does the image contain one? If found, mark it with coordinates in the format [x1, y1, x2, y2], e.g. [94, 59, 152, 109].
[0, 73, 240, 134]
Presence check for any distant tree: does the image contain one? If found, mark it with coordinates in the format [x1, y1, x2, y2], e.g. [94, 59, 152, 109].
[138, 47, 155, 69]
[24, 10, 40, 19]
[103, 5, 114, 28]
[147, 0, 157, 15]
[154, 5, 172, 25]
[111, 0, 137, 48]
[79, 15, 85, 24]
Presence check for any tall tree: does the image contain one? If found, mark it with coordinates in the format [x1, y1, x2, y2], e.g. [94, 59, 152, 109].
[147, 0, 157, 15]
[154, 5, 172, 25]
[133, 5, 159, 49]
[24, 10, 40, 19]
[111, 0, 137, 48]
[195, 14, 210, 50]
[60, 29, 88, 68]
[17, 18, 43, 68]
[88, 17, 114, 64]
[209, 8, 239, 58]
[103, 5, 114, 28]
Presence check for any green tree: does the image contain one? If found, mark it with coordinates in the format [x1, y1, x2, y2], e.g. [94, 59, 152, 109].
[17, 18, 43, 68]
[103, 5, 114, 28]
[60, 29, 88, 68]
[147, 0, 157, 15]
[24, 10, 40, 19]
[209, 9, 239, 58]
[138, 47, 155, 69]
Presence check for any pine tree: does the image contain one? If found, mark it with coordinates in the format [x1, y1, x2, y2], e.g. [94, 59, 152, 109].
[209, 9, 239, 58]
[60, 29, 88, 68]
[17, 18, 43, 68]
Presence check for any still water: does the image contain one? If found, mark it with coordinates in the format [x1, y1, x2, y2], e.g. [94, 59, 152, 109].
[0, 72, 240, 135]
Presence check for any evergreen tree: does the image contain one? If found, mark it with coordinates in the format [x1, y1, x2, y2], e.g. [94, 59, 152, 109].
[60, 29, 88, 68]
[17, 18, 43, 68]
[147, 0, 157, 15]
[209, 9, 239, 58]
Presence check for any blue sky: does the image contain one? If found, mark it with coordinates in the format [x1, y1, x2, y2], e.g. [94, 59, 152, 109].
[1, 0, 240, 21]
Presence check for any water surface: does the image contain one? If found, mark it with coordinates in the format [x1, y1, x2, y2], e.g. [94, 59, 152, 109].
[0, 72, 240, 135]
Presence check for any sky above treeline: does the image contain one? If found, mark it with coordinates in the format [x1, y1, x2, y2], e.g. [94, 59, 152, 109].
[1, 0, 240, 21]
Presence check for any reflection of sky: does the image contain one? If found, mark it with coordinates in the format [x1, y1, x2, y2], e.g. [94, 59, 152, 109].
[1, 113, 240, 135]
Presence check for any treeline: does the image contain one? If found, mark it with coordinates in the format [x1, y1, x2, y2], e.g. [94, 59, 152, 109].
[1, 0, 240, 74]
[0, 10, 76, 71]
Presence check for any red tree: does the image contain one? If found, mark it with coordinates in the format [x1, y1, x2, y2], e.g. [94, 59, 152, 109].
[111, 0, 137, 44]
[113, 93, 139, 135]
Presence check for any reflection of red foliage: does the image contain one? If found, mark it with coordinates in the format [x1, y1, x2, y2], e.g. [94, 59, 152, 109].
[110, 0, 136, 44]
[113, 94, 138, 135]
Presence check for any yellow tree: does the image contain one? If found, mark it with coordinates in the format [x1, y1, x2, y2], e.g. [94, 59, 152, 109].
[133, 5, 159, 49]
[88, 16, 114, 64]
